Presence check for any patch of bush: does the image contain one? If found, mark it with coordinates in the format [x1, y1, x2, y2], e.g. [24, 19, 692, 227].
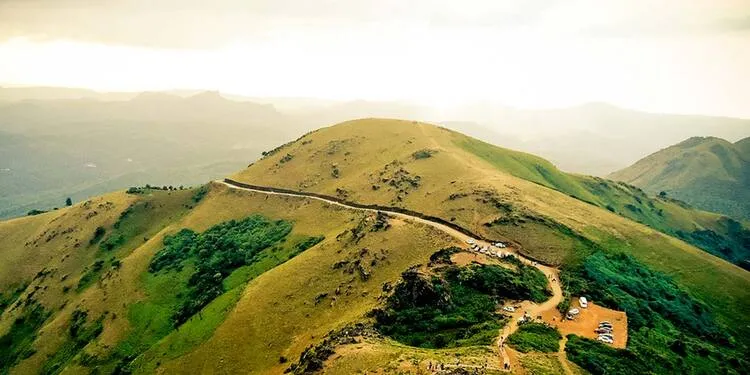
[149, 215, 293, 326]
[428, 246, 461, 265]
[99, 233, 126, 251]
[77, 260, 105, 291]
[294, 236, 325, 252]
[0, 283, 27, 311]
[565, 335, 648, 375]
[90, 226, 106, 245]
[27, 209, 48, 216]
[446, 257, 551, 303]
[506, 322, 561, 353]
[0, 302, 50, 372]
[191, 185, 209, 203]
[412, 149, 437, 159]
[374, 260, 549, 349]
[279, 153, 294, 163]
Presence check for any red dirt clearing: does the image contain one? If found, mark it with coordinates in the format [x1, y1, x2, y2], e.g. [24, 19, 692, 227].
[541, 298, 628, 349]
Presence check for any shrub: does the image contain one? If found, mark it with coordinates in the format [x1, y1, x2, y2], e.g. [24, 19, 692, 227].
[412, 149, 437, 159]
[191, 185, 209, 203]
[375, 261, 549, 349]
[507, 322, 561, 353]
[90, 226, 106, 245]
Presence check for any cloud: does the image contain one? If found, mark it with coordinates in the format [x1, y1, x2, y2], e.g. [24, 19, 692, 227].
[0, 0, 558, 49]
[716, 15, 750, 31]
[0, 0, 748, 48]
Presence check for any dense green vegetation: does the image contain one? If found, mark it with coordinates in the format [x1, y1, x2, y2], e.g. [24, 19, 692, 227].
[149, 215, 293, 325]
[375, 254, 550, 349]
[565, 335, 648, 375]
[506, 322, 561, 353]
[0, 302, 50, 373]
[562, 252, 748, 374]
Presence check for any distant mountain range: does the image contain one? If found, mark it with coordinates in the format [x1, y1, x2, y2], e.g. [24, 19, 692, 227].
[2, 86, 749, 219]
[610, 136, 750, 220]
[0, 90, 300, 218]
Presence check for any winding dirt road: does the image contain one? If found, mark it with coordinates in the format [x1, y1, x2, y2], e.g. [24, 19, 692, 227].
[219, 179, 569, 373]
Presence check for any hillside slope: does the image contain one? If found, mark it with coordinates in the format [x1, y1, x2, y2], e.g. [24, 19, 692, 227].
[0, 92, 299, 219]
[229, 119, 750, 371]
[2, 119, 749, 374]
[609, 136, 750, 221]
[234, 119, 750, 267]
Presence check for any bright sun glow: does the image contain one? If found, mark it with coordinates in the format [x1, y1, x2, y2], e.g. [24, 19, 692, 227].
[1, 0, 750, 117]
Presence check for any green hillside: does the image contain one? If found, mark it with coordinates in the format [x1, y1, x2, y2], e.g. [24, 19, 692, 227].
[609, 136, 750, 221]
[2, 119, 749, 374]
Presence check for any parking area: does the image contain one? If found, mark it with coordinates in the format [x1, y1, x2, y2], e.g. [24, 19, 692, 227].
[541, 298, 628, 349]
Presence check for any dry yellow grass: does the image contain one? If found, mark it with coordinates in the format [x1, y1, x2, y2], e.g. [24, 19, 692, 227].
[232, 119, 750, 341]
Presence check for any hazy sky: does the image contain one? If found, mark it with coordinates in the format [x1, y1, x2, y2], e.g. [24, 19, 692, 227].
[1, 0, 749, 117]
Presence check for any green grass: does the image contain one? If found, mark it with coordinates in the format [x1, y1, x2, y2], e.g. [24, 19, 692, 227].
[456, 138, 597, 203]
[507, 323, 561, 353]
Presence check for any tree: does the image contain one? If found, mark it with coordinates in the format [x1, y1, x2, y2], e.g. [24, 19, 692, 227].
[66, 197, 73, 206]
[659, 191, 667, 198]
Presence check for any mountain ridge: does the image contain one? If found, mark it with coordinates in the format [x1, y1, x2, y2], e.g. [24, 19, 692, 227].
[609, 135, 750, 221]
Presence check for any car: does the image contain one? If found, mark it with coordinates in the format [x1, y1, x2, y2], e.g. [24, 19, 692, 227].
[597, 336, 614, 344]
[568, 308, 580, 315]
[503, 306, 515, 312]
[599, 324, 613, 329]
[599, 333, 614, 339]
[466, 238, 476, 244]
[595, 328, 612, 334]
[600, 321, 612, 325]
[579, 296, 588, 308]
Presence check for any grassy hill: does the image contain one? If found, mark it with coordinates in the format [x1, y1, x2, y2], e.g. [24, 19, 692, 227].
[609, 136, 750, 222]
[234, 120, 750, 267]
[2, 119, 749, 374]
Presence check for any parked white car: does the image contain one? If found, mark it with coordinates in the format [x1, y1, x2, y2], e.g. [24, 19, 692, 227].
[579, 296, 588, 308]
[597, 336, 614, 344]
[503, 306, 515, 312]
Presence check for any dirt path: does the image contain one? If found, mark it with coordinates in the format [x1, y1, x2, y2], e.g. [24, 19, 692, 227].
[219, 180, 568, 373]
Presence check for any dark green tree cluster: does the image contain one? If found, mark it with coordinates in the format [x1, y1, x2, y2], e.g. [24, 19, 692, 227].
[149, 215, 293, 326]
[374, 258, 550, 349]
